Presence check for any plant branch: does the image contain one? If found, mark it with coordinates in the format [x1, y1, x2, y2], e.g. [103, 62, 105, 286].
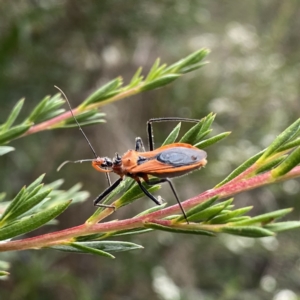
[1, 165, 299, 252]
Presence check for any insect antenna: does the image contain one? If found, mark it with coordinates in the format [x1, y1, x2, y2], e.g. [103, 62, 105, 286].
[55, 86, 111, 185]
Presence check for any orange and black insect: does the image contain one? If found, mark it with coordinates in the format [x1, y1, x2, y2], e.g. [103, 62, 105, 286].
[56, 87, 207, 222]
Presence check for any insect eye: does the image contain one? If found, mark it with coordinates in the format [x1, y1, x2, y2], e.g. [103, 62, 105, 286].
[101, 157, 113, 168]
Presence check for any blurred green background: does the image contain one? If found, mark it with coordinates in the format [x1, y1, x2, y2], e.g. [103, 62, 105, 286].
[1, 1, 300, 299]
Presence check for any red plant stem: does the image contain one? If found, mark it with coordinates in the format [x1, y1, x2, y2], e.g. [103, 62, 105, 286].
[24, 87, 140, 136]
[1, 166, 300, 252]
[25, 110, 79, 135]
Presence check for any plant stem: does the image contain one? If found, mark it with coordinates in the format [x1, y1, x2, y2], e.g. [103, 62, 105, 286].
[24, 86, 141, 136]
[1, 165, 300, 252]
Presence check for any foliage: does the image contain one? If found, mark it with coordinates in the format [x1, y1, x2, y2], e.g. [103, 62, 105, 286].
[1, 49, 300, 278]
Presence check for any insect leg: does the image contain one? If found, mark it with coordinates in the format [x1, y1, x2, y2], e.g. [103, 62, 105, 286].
[136, 179, 162, 205]
[145, 177, 189, 223]
[94, 177, 123, 207]
[135, 137, 145, 152]
[147, 117, 201, 151]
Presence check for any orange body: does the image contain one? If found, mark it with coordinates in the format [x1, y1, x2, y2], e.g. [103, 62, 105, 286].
[92, 143, 207, 180]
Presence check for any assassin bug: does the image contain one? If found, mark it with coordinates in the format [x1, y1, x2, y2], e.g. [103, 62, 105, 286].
[56, 87, 207, 222]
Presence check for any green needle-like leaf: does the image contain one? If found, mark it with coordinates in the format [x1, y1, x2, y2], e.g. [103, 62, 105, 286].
[271, 147, 300, 178]
[81, 77, 123, 107]
[140, 74, 181, 92]
[52, 241, 143, 257]
[0, 270, 9, 277]
[0, 187, 26, 223]
[221, 226, 274, 237]
[135, 203, 168, 217]
[5, 189, 52, 222]
[276, 138, 300, 152]
[145, 222, 215, 236]
[257, 118, 300, 164]
[0, 124, 32, 144]
[145, 58, 161, 82]
[174, 196, 219, 223]
[162, 122, 181, 146]
[26, 174, 46, 194]
[115, 183, 160, 208]
[208, 206, 253, 224]
[67, 242, 115, 258]
[0, 146, 15, 156]
[215, 151, 264, 187]
[0, 99, 24, 131]
[180, 121, 203, 144]
[163, 48, 210, 74]
[194, 132, 231, 149]
[255, 156, 287, 174]
[233, 208, 293, 226]
[264, 221, 300, 232]
[0, 200, 71, 241]
[129, 67, 143, 88]
[27, 96, 49, 122]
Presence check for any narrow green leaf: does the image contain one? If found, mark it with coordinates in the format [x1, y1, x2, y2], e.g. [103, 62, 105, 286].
[0, 146, 15, 156]
[0, 187, 26, 223]
[255, 156, 287, 174]
[180, 121, 203, 144]
[209, 206, 253, 224]
[151, 64, 167, 79]
[103, 178, 135, 205]
[27, 96, 49, 122]
[174, 196, 219, 222]
[59, 119, 106, 128]
[277, 138, 300, 152]
[145, 58, 161, 82]
[0, 124, 32, 144]
[145, 222, 215, 236]
[264, 221, 300, 232]
[196, 129, 212, 141]
[88, 178, 136, 222]
[221, 226, 274, 237]
[163, 48, 210, 74]
[197, 113, 215, 138]
[162, 123, 181, 146]
[0, 193, 6, 202]
[113, 228, 153, 236]
[34, 96, 66, 123]
[186, 198, 233, 223]
[6, 189, 52, 221]
[53, 241, 143, 255]
[115, 183, 160, 208]
[26, 174, 46, 195]
[179, 61, 209, 74]
[68, 242, 115, 258]
[37, 109, 65, 123]
[129, 67, 143, 87]
[194, 132, 231, 149]
[1, 99, 24, 131]
[228, 216, 251, 223]
[81, 77, 123, 107]
[24, 184, 43, 202]
[0, 270, 9, 276]
[233, 208, 293, 226]
[140, 74, 181, 92]
[257, 118, 300, 163]
[0, 200, 71, 241]
[135, 203, 168, 217]
[64, 109, 99, 124]
[187, 205, 225, 223]
[215, 151, 264, 187]
[271, 147, 300, 178]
